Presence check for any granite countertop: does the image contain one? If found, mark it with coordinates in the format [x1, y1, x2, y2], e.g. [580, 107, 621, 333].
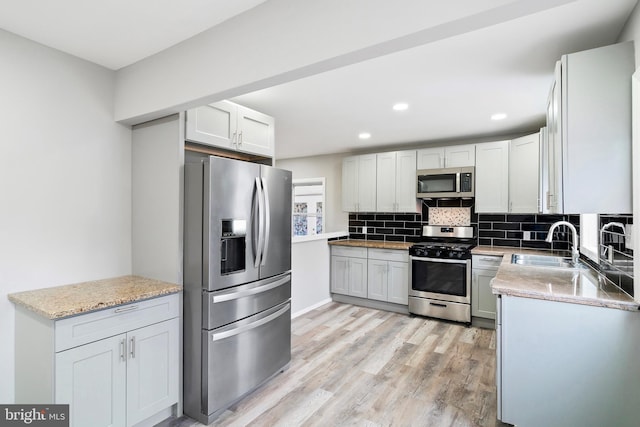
[328, 239, 413, 250]
[474, 246, 639, 312]
[8, 275, 182, 320]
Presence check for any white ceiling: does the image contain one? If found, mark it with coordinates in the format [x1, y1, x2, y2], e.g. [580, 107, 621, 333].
[0, 0, 267, 70]
[232, 0, 638, 159]
[0, 0, 636, 160]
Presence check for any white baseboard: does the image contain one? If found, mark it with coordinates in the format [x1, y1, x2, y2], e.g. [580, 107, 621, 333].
[291, 298, 332, 319]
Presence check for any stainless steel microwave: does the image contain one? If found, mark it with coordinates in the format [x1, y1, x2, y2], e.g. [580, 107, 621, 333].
[416, 166, 474, 198]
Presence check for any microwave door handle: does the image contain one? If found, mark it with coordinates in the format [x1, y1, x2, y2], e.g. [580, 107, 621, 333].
[260, 177, 271, 266]
[254, 177, 264, 268]
[456, 172, 461, 193]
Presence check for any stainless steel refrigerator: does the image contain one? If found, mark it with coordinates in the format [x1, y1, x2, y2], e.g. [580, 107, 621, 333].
[183, 155, 292, 424]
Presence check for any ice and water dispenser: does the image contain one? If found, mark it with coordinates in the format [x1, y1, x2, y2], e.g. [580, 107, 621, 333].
[220, 219, 246, 275]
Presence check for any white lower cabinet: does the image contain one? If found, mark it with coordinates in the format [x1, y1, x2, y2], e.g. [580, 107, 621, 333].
[330, 246, 368, 298]
[331, 246, 408, 306]
[55, 334, 127, 427]
[367, 249, 408, 305]
[471, 255, 500, 319]
[15, 294, 180, 427]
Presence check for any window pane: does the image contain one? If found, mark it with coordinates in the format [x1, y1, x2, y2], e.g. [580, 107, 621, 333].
[316, 215, 323, 234]
[293, 215, 307, 236]
[294, 202, 308, 214]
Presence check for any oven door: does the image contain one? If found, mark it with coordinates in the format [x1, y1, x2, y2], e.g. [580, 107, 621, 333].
[409, 255, 471, 304]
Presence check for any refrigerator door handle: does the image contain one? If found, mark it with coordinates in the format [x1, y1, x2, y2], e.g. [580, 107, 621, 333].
[211, 275, 289, 303]
[254, 177, 265, 268]
[260, 177, 271, 266]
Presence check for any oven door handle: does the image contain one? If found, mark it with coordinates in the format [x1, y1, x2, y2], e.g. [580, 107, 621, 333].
[410, 255, 469, 264]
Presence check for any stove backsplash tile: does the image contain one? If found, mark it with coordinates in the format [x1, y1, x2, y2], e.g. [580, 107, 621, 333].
[429, 207, 471, 226]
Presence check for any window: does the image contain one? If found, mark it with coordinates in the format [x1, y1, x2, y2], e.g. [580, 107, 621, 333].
[292, 178, 325, 236]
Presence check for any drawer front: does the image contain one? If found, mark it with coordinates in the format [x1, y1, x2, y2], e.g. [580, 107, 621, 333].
[368, 248, 408, 262]
[472, 254, 503, 269]
[331, 245, 367, 258]
[203, 273, 291, 330]
[55, 294, 180, 352]
[203, 301, 291, 415]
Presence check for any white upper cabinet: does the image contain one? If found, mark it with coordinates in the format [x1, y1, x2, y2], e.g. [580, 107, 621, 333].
[509, 133, 540, 213]
[342, 154, 376, 212]
[416, 147, 445, 169]
[445, 144, 476, 167]
[545, 63, 563, 214]
[186, 100, 274, 158]
[417, 144, 475, 169]
[235, 105, 275, 157]
[546, 42, 633, 214]
[475, 140, 510, 213]
[376, 150, 418, 213]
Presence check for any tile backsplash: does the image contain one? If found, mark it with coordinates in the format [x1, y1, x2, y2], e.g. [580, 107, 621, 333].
[346, 202, 634, 297]
[347, 199, 575, 250]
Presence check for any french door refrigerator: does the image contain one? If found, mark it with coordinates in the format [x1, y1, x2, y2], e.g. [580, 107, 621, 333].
[183, 155, 292, 424]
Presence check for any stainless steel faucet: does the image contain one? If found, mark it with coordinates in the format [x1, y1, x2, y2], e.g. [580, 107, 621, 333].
[545, 220, 579, 264]
[600, 222, 626, 263]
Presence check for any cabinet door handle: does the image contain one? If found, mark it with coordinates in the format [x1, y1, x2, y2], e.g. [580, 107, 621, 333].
[231, 131, 237, 147]
[130, 336, 136, 359]
[238, 131, 243, 146]
[120, 339, 125, 362]
[114, 305, 138, 314]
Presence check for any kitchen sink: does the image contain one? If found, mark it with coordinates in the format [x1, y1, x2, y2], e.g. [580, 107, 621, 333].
[511, 253, 587, 270]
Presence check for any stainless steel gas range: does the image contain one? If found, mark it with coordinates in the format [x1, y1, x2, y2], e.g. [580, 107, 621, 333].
[408, 225, 475, 324]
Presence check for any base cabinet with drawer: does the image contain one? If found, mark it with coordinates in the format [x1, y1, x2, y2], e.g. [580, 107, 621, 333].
[331, 246, 409, 307]
[471, 254, 501, 319]
[15, 294, 180, 427]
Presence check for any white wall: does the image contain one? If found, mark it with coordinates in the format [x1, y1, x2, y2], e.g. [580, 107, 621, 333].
[290, 239, 332, 317]
[0, 30, 132, 403]
[277, 153, 348, 232]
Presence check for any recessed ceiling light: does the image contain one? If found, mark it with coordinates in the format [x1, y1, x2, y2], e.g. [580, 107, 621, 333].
[358, 132, 371, 140]
[393, 103, 409, 111]
[491, 113, 507, 121]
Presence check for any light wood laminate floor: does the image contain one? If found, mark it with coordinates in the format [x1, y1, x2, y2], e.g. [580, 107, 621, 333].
[159, 302, 509, 427]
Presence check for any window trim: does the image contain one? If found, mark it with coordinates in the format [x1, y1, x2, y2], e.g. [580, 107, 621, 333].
[292, 177, 326, 237]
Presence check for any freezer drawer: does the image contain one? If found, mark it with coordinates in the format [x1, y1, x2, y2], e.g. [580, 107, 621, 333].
[202, 301, 291, 416]
[203, 273, 291, 330]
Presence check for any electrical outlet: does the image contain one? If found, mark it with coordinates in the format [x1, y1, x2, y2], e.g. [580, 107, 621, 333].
[362, 226, 367, 234]
[523, 231, 531, 241]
